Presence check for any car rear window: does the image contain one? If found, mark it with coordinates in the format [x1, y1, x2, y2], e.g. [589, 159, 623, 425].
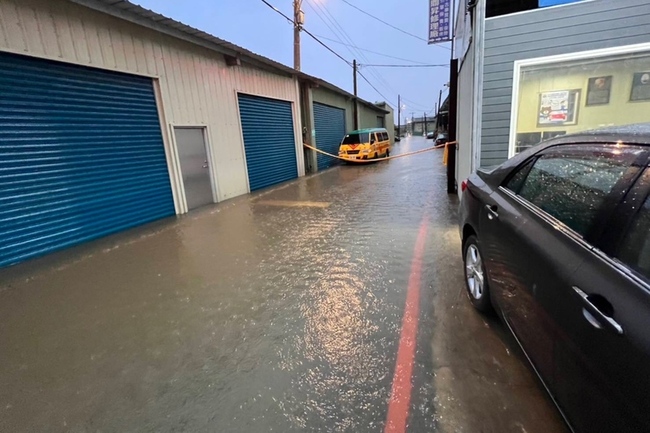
[342, 133, 369, 145]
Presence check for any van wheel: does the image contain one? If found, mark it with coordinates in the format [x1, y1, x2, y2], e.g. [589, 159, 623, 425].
[385, 149, 390, 157]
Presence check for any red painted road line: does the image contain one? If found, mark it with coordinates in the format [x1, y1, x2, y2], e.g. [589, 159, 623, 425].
[384, 215, 429, 433]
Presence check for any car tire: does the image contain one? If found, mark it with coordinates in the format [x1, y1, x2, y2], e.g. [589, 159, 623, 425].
[386, 149, 390, 157]
[463, 235, 492, 313]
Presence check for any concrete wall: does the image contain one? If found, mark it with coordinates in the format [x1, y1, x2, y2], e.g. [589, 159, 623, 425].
[481, 0, 650, 166]
[378, 104, 395, 143]
[358, 103, 393, 141]
[0, 0, 303, 213]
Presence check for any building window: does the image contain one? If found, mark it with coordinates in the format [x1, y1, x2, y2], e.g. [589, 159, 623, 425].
[509, 44, 650, 157]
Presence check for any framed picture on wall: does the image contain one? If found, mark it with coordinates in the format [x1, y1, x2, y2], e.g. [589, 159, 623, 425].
[586, 76, 612, 105]
[630, 72, 650, 101]
[537, 89, 580, 127]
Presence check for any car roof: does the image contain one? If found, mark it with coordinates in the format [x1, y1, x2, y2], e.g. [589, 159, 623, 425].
[348, 128, 387, 134]
[482, 123, 650, 186]
[543, 123, 650, 148]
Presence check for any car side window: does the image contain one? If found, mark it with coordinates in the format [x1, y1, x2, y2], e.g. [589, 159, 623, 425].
[505, 158, 535, 194]
[617, 193, 650, 280]
[516, 153, 631, 236]
[383, 132, 389, 141]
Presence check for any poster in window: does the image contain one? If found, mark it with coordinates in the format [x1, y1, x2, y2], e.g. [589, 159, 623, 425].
[586, 76, 612, 106]
[630, 72, 650, 101]
[537, 90, 580, 127]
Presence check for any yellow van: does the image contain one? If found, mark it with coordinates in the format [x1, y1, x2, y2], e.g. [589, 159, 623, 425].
[338, 128, 391, 161]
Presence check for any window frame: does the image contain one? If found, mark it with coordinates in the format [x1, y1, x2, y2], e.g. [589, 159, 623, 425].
[606, 165, 650, 256]
[589, 167, 650, 291]
[508, 42, 650, 158]
[499, 143, 646, 245]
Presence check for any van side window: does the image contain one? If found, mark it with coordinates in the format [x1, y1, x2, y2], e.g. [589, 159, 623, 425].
[383, 132, 389, 141]
[617, 193, 650, 280]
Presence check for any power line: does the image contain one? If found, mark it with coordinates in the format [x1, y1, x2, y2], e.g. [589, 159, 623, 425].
[306, 0, 398, 100]
[360, 63, 449, 68]
[303, 0, 364, 69]
[260, 0, 351, 66]
[356, 70, 394, 109]
[313, 34, 432, 65]
[340, 0, 437, 46]
[304, 0, 398, 103]
[401, 96, 435, 110]
[261, 0, 413, 110]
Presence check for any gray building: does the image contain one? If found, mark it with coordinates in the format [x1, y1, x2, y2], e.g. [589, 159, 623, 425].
[408, 117, 437, 136]
[454, 0, 650, 193]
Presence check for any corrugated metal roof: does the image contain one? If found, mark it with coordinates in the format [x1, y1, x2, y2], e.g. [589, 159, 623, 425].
[67, 0, 388, 114]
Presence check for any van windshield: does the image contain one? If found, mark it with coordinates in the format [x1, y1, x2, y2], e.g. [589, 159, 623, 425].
[342, 133, 369, 145]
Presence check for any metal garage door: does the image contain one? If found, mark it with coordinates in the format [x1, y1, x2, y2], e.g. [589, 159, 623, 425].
[314, 102, 346, 170]
[0, 52, 174, 268]
[238, 94, 298, 191]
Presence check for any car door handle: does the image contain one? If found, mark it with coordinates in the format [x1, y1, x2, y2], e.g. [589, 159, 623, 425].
[571, 286, 624, 335]
[485, 204, 499, 220]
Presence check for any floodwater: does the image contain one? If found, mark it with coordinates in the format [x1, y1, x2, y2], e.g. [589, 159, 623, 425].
[0, 137, 566, 432]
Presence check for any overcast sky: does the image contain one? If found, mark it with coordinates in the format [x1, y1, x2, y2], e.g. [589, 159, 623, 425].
[132, 0, 453, 122]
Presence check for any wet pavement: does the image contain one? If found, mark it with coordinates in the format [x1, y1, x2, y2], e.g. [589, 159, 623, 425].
[0, 137, 566, 433]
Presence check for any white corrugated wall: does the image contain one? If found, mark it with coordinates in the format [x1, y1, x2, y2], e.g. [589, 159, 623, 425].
[456, 43, 475, 198]
[0, 0, 304, 213]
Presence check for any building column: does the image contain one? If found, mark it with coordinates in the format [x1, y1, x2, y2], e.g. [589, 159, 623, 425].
[300, 81, 318, 173]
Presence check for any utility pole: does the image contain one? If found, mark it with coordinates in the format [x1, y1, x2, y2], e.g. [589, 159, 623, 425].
[434, 103, 438, 132]
[353, 59, 358, 129]
[397, 95, 401, 139]
[423, 112, 427, 136]
[293, 0, 303, 70]
[410, 112, 414, 135]
[437, 89, 443, 132]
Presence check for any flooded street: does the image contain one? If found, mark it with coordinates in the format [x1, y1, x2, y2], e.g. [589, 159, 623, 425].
[0, 137, 565, 432]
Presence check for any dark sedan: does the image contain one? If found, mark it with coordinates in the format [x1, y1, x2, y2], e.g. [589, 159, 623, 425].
[459, 125, 650, 433]
[435, 133, 449, 146]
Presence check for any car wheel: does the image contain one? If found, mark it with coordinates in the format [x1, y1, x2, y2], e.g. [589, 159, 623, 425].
[386, 149, 390, 157]
[463, 235, 492, 313]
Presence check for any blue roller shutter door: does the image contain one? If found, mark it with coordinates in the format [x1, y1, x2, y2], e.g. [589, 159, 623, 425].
[0, 52, 174, 268]
[314, 102, 346, 170]
[238, 94, 298, 191]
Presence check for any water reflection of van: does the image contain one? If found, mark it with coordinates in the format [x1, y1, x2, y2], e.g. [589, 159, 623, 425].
[338, 128, 391, 161]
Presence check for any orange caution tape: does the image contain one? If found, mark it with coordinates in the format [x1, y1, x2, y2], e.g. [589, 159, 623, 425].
[302, 141, 456, 163]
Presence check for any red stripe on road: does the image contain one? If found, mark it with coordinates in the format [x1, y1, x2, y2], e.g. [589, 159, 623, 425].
[384, 215, 429, 433]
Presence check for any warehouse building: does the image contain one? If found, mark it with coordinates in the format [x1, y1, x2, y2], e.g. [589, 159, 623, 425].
[0, 0, 391, 267]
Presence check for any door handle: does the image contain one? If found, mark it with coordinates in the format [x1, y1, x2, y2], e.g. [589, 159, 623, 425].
[571, 286, 624, 335]
[485, 204, 499, 220]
